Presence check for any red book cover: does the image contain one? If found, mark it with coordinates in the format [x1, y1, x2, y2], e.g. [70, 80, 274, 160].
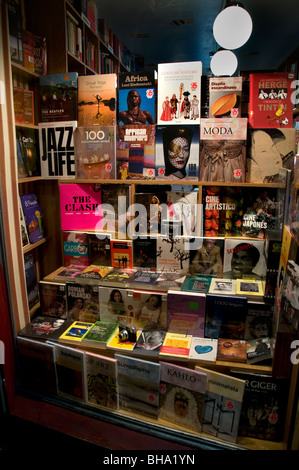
[249, 72, 294, 128]
[110, 239, 133, 269]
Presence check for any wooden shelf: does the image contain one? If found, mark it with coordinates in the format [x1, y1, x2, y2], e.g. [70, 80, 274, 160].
[23, 238, 47, 254]
[11, 62, 40, 79]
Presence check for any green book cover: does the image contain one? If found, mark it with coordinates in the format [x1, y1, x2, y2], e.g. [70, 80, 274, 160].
[82, 321, 118, 348]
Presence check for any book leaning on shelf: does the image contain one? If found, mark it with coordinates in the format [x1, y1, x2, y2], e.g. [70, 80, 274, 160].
[20, 194, 46, 244]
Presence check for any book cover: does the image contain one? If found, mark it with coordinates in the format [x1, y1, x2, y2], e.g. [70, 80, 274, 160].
[223, 238, 268, 281]
[155, 125, 199, 180]
[14, 88, 34, 125]
[188, 337, 218, 363]
[159, 362, 206, 433]
[39, 72, 78, 122]
[75, 126, 116, 179]
[59, 183, 102, 231]
[18, 316, 70, 342]
[20, 193, 45, 244]
[8, 0, 24, 65]
[245, 301, 274, 341]
[24, 252, 39, 310]
[159, 332, 192, 359]
[75, 265, 113, 281]
[100, 268, 136, 286]
[54, 264, 87, 280]
[236, 279, 265, 300]
[110, 239, 133, 269]
[17, 337, 57, 395]
[156, 235, 190, 274]
[132, 237, 157, 268]
[157, 61, 202, 125]
[118, 71, 156, 125]
[116, 124, 156, 180]
[16, 127, 39, 178]
[34, 35, 47, 75]
[115, 354, 160, 418]
[209, 76, 243, 118]
[78, 73, 117, 126]
[199, 118, 248, 183]
[231, 371, 290, 442]
[99, 286, 134, 324]
[66, 282, 100, 322]
[246, 337, 273, 364]
[195, 366, 245, 443]
[88, 233, 111, 266]
[205, 294, 247, 340]
[155, 271, 186, 290]
[19, 197, 30, 248]
[39, 121, 77, 178]
[248, 72, 294, 129]
[106, 328, 140, 352]
[132, 290, 167, 330]
[189, 237, 224, 277]
[100, 184, 130, 239]
[134, 189, 168, 235]
[85, 351, 118, 409]
[264, 240, 282, 301]
[58, 320, 94, 344]
[39, 281, 67, 319]
[81, 321, 118, 348]
[163, 189, 200, 237]
[279, 260, 299, 331]
[181, 276, 211, 294]
[217, 339, 247, 362]
[62, 231, 90, 266]
[168, 313, 202, 336]
[209, 278, 236, 296]
[133, 330, 167, 357]
[22, 30, 35, 72]
[167, 289, 206, 337]
[128, 270, 161, 286]
[53, 342, 86, 402]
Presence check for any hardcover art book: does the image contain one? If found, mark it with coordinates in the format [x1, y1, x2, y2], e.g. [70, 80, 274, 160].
[116, 125, 156, 180]
[115, 354, 160, 418]
[110, 239, 133, 269]
[209, 76, 243, 118]
[118, 70, 156, 125]
[20, 193, 45, 244]
[85, 351, 118, 410]
[77, 73, 117, 127]
[157, 61, 202, 125]
[39, 72, 78, 122]
[24, 252, 39, 310]
[163, 189, 200, 237]
[18, 316, 70, 342]
[62, 231, 89, 267]
[66, 282, 100, 322]
[156, 235, 190, 274]
[38, 120, 77, 178]
[16, 126, 39, 177]
[195, 366, 245, 443]
[167, 289, 206, 337]
[159, 332, 192, 359]
[246, 337, 273, 364]
[132, 290, 168, 330]
[58, 320, 94, 344]
[204, 294, 247, 340]
[248, 71, 295, 129]
[75, 126, 116, 179]
[208, 278, 236, 296]
[39, 281, 67, 319]
[189, 237, 224, 277]
[199, 118, 248, 183]
[53, 343, 86, 402]
[81, 321, 118, 349]
[217, 338, 247, 362]
[159, 362, 207, 433]
[155, 125, 199, 180]
[223, 238, 268, 281]
[98, 286, 134, 324]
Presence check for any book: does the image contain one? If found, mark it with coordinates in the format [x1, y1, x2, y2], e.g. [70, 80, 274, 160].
[155, 271, 186, 290]
[78, 73, 117, 127]
[66, 282, 100, 322]
[39, 72, 78, 122]
[132, 236, 157, 269]
[59, 183, 102, 231]
[88, 233, 111, 266]
[39, 281, 67, 319]
[8, 0, 24, 66]
[264, 240, 282, 301]
[157, 61, 202, 125]
[181, 276, 211, 293]
[81, 321, 118, 349]
[248, 71, 295, 129]
[116, 124, 156, 180]
[188, 337, 218, 363]
[74, 265, 113, 282]
[230, 371, 290, 442]
[16, 127, 39, 177]
[38, 121, 77, 178]
[199, 118, 248, 183]
[22, 30, 35, 72]
[19, 197, 30, 248]
[53, 342, 86, 402]
[110, 239, 133, 269]
[168, 313, 203, 336]
[54, 264, 87, 280]
[62, 231, 90, 267]
[195, 366, 245, 443]
[163, 189, 201, 237]
[134, 189, 168, 235]
[58, 320, 94, 344]
[13, 88, 34, 125]
[245, 301, 274, 341]
[20, 193, 45, 244]
[99, 286, 134, 324]
[209, 278, 236, 296]
[33, 35, 47, 75]
[246, 337, 273, 364]
[217, 339, 247, 362]
[236, 279, 265, 300]
[132, 290, 168, 330]
[100, 268, 136, 286]
[118, 70, 156, 125]
[156, 235, 190, 274]
[159, 332, 192, 359]
[155, 125, 199, 180]
[223, 238, 268, 281]
[106, 327, 140, 352]
[159, 362, 206, 433]
[24, 252, 39, 310]
[133, 330, 167, 357]
[115, 354, 160, 418]
[17, 337, 57, 395]
[18, 316, 70, 342]
[167, 290, 206, 337]
[75, 126, 116, 179]
[100, 183, 130, 239]
[189, 237, 224, 277]
[204, 294, 247, 340]
[209, 76, 243, 118]
[85, 351, 118, 409]
[128, 270, 161, 286]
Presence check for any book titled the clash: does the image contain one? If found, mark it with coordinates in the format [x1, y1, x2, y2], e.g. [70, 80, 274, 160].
[249, 71, 294, 128]
[209, 76, 243, 118]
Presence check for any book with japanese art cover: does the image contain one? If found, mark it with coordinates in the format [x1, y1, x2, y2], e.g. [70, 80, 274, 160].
[157, 61, 202, 125]
[118, 71, 156, 125]
[199, 118, 248, 183]
[53, 342, 86, 403]
[116, 354, 160, 418]
[155, 125, 199, 181]
[20, 193, 45, 244]
[195, 366, 245, 443]
[110, 239, 133, 269]
[248, 71, 294, 129]
[66, 282, 100, 322]
[85, 351, 118, 410]
[81, 321, 118, 349]
[18, 316, 70, 342]
[204, 294, 247, 340]
[16, 127, 39, 178]
[62, 231, 90, 267]
[209, 76, 243, 118]
[75, 126, 116, 179]
[188, 337, 218, 363]
[39, 281, 67, 319]
[39, 72, 78, 122]
[223, 238, 268, 281]
[159, 332, 192, 359]
[159, 362, 206, 433]
[58, 320, 94, 345]
[116, 124, 156, 180]
[167, 289, 206, 337]
[39, 121, 77, 178]
[217, 339, 247, 362]
[78, 73, 117, 127]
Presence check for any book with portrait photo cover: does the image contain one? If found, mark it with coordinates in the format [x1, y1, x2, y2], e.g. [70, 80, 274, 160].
[236, 279, 265, 300]
[223, 238, 268, 281]
[209, 278, 236, 295]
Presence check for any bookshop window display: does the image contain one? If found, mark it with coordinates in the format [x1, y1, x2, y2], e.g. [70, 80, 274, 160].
[4, 2, 299, 450]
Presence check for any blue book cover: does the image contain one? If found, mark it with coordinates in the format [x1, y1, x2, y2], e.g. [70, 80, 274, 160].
[205, 293, 247, 339]
[20, 193, 46, 244]
[39, 72, 78, 122]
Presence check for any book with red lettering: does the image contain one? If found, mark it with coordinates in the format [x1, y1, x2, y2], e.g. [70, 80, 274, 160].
[248, 72, 294, 128]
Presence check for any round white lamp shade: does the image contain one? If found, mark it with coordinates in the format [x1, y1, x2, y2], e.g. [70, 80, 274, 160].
[210, 50, 238, 76]
[213, 5, 253, 50]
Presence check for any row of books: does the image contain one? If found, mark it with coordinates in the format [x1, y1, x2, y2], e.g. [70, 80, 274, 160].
[16, 332, 289, 443]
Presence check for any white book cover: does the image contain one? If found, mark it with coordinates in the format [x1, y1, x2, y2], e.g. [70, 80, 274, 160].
[156, 235, 190, 274]
[209, 278, 236, 295]
[157, 61, 202, 125]
[188, 337, 218, 362]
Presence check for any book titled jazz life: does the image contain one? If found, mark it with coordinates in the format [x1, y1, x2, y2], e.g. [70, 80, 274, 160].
[39, 121, 77, 178]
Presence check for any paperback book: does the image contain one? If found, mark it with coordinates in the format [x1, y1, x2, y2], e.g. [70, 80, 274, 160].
[209, 76, 243, 118]
[245, 301, 274, 341]
[189, 237, 224, 276]
[16, 126, 39, 177]
[235, 279, 265, 300]
[66, 282, 100, 322]
[217, 339, 247, 362]
[100, 268, 136, 286]
[156, 235, 190, 273]
[99, 286, 134, 324]
[39, 72, 78, 122]
[18, 316, 70, 342]
[208, 278, 236, 296]
[188, 337, 218, 363]
[246, 337, 273, 364]
[163, 189, 200, 237]
[58, 320, 94, 344]
[132, 237, 157, 269]
[85, 351, 118, 409]
[53, 343, 86, 402]
[39, 281, 67, 319]
[88, 233, 111, 266]
[19, 197, 30, 248]
[181, 276, 211, 294]
[133, 330, 167, 357]
[159, 362, 207, 433]
[20, 193, 45, 244]
[110, 239, 133, 269]
[159, 332, 192, 359]
[106, 328, 140, 352]
[74, 265, 113, 281]
[81, 321, 118, 349]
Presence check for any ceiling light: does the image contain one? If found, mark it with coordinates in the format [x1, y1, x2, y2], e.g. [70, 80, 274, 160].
[210, 50, 238, 76]
[213, 5, 253, 50]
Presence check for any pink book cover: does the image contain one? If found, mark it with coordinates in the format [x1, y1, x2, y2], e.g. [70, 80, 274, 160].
[59, 183, 102, 231]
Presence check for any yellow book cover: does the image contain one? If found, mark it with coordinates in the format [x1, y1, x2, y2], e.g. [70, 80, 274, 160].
[106, 328, 140, 351]
[58, 321, 94, 344]
[236, 279, 264, 298]
[159, 332, 192, 358]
